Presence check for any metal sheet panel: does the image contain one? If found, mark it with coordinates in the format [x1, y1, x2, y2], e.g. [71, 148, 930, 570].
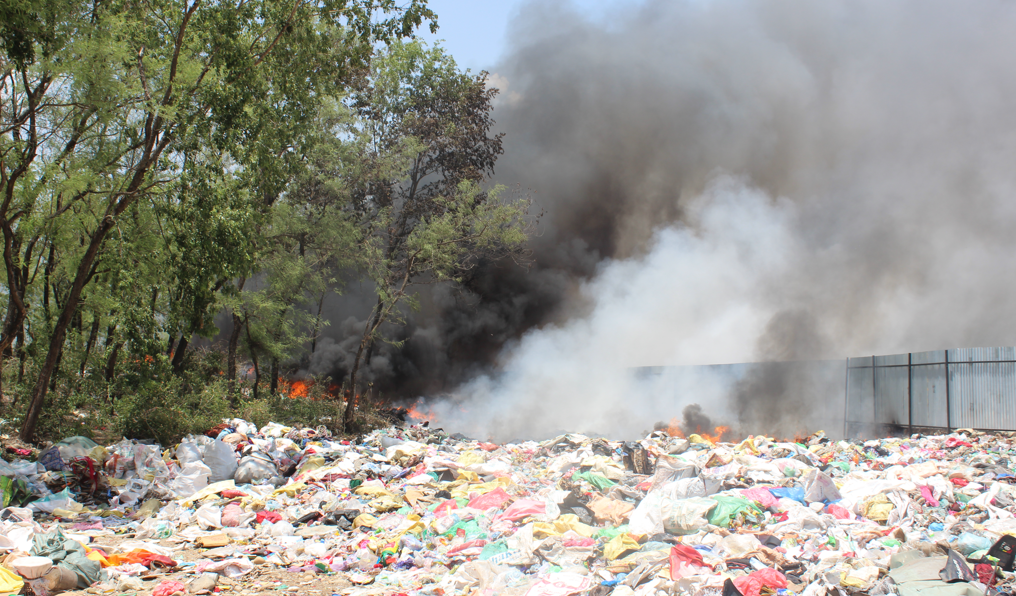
[910, 364, 948, 428]
[949, 362, 1016, 430]
[847, 366, 875, 425]
[912, 350, 946, 365]
[949, 347, 1016, 363]
[848, 356, 873, 368]
[875, 353, 909, 367]
[874, 365, 909, 425]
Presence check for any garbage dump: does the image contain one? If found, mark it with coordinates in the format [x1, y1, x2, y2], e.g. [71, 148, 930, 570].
[2, 420, 1016, 595]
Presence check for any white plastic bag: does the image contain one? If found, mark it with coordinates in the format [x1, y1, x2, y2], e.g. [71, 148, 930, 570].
[176, 441, 203, 467]
[804, 470, 842, 503]
[268, 520, 295, 536]
[30, 488, 84, 513]
[179, 436, 237, 482]
[234, 455, 277, 485]
[196, 503, 222, 529]
[661, 497, 718, 535]
[170, 461, 211, 498]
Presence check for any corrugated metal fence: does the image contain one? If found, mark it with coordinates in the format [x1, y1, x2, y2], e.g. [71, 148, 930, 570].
[845, 347, 1016, 438]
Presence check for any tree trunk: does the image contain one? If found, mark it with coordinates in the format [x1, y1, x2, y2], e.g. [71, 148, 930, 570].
[171, 333, 189, 373]
[48, 348, 63, 392]
[226, 278, 246, 401]
[250, 350, 260, 401]
[270, 358, 279, 396]
[79, 313, 101, 378]
[15, 327, 26, 386]
[245, 315, 260, 400]
[363, 296, 383, 367]
[342, 322, 373, 431]
[105, 341, 123, 383]
[310, 291, 325, 354]
[227, 313, 242, 399]
[21, 216, 122, 441]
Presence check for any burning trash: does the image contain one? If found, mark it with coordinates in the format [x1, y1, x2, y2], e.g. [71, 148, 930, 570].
[1, 419, 1016, 595]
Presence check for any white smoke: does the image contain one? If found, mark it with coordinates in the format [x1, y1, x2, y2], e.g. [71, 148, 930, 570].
[421, 0, 1016, 439]
[429, 177, 810, 439]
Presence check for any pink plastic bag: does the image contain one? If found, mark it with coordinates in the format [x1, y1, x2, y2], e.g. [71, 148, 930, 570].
[741, 487, 778, 509]
[670, 544, 712, 580]
[733, 568, 787, 596]
[920, 485, 940, 507]
[434, 499, 459, 516]
[522, 572, 591, 596]
[825, 503, 852, 519]
[500, 499, 546, 521]
[448, 539, 487, 556]
[468, 487, 512, 511]
[152, 580, 186, 596]
[221, 503, 243, 527]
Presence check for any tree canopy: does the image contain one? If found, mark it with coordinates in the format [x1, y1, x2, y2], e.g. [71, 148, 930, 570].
[0, 1, 532, 442]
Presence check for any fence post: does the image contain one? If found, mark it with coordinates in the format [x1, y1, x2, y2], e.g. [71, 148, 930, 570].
[872, 355, 877, 434]
[945, 350, 951, 432]
[843, 358, 850, 439]
[908, 352, 913, 435]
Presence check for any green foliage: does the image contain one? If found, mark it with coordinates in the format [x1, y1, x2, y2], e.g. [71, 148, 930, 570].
[0, 3, 536, 442]
[306, 40, 535, 427]
[0, 0, 439, 441]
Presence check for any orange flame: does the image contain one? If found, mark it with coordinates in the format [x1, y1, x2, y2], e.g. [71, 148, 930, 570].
[663, 418, 733, 443]
[278, 379, 311, 399]
[407, 403, 436, 423]
[700, 425, 731, 444]
[664, 417, 686, 438]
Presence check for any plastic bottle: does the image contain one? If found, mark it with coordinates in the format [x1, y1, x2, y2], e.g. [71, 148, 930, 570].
[356, 548, 375, 571]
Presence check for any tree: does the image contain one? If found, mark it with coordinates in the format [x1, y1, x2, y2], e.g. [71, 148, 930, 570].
[1, 0, 437, 442]
[330, 41, 533, 429]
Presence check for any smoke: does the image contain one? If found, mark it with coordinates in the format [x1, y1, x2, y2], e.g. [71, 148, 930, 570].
[313, 0, 1016, 438]
[418, 0, 1016, 439]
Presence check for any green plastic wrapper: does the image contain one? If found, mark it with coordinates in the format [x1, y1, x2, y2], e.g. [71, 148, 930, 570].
[706, 495, 763, 528]
[572, 471, 616, 491]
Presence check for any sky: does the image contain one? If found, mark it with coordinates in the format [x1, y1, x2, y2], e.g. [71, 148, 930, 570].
[417, 0, 641, 73]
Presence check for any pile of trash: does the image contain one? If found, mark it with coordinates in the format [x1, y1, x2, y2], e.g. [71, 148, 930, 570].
[1, 420, 1016, 596]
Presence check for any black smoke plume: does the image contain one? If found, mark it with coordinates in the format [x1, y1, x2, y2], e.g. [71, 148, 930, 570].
[307, 0, 1016, 440]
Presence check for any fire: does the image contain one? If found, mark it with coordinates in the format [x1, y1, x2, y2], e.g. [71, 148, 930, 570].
[279, 379, 311, 399]
[407, 403, 436, 423]
[664, 417, 686, 438]
[700, 425, 731, 444]
[662, 418, 733, 443]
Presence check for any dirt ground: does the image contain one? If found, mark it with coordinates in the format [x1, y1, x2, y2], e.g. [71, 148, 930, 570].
[48, 532, 371, 596]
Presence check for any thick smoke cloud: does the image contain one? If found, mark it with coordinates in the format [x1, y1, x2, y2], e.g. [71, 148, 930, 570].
[315, 0, 1016, 439]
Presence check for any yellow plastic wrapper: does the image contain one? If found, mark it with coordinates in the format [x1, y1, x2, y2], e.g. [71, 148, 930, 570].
[457, 451, 486, 467]
[603, 533, 641, 560]
[862, 494, 894, 521]
[353, 513, 378, 529]
[134, 498, 161, 518]
[450, 477, 510, 499]
[456, 470, 480, 483]
[180, 480, 237, 505]
[353, 483, 393, 498]
[736, 437, 760, 455]
[705, 452, 732, 468]
[296, 456, 325, 476]
[370, 495, 405, 512]
[272, 482, 306, 498]
[90, 446, 109, 463]
[0, 565, 24, 595]
[397, 513, 425, 535]
[587, 496, 635, 525]
[532, 514, 596, 538]
[0, 568, 22, 592]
